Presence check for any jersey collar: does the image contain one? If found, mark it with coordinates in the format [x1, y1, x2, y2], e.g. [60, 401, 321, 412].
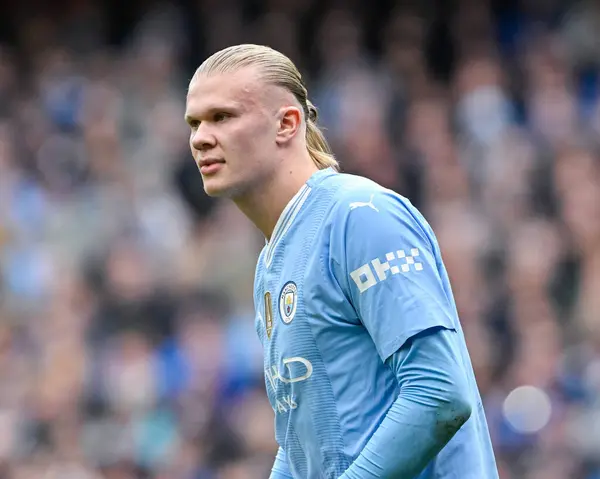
[264, 168, 336, 268]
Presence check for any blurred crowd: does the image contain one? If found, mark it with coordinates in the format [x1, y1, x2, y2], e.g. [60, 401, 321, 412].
[1, 0, 600, 477]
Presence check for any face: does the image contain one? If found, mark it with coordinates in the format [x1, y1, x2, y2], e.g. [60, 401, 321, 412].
[185, 67, 300, 198]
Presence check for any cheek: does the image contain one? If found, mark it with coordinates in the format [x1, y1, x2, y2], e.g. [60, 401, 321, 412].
[231, 121, 273, 155]
[250, 119, 277, 149]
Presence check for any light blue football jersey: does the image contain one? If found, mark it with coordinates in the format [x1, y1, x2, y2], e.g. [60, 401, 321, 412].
[253, 168, 498, 479]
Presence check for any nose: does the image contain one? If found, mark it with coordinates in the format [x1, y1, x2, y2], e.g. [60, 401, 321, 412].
[190, 124, 217, 151]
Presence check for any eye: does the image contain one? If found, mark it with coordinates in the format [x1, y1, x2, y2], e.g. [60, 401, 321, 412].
[188, 119, 200, 129]
[213, 112, 230, 122]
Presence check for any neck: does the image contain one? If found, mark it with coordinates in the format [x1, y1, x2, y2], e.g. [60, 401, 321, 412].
[233, 160, 319, 240]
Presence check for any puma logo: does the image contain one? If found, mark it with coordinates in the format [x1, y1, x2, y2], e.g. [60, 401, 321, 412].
[349, 194, 379, 212]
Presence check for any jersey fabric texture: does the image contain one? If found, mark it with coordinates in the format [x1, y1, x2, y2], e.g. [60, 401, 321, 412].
[253, 168, 498, 478]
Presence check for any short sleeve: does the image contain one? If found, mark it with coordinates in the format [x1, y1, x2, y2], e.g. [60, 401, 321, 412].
[331, 189, 456, 362]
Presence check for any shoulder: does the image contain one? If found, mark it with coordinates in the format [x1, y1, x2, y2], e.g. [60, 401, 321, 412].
[318, 173, 437, 272]
[321, 172, 427, 235]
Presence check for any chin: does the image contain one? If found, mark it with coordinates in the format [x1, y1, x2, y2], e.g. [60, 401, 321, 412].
[204, 178, 254, 202]
[202, 176, 239, 198]
[202, 181, 229, 198]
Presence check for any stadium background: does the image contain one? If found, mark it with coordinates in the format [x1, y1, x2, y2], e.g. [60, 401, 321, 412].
[1, 0, 600, 477]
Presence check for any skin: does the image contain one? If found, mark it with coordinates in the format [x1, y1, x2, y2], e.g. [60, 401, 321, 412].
[185, 66, 318, 239]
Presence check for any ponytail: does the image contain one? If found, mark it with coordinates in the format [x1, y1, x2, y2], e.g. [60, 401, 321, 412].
[305, 100, 339, 171]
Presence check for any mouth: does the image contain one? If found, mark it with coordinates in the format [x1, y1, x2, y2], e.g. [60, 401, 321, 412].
[198, 158, 225, 176]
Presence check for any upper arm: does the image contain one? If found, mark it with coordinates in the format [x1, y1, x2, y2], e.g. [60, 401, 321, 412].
[387, 327, 470, 401]
[330, 189, 457, 362]
[386, 327, 473, 435]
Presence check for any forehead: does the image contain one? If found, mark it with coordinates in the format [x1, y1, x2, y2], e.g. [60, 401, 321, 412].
[186, 67, 267, 113]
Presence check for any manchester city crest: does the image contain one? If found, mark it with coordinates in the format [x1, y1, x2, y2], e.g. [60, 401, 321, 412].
[279, 281, 298, 324]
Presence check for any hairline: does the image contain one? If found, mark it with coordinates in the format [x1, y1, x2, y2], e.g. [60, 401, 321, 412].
[191, 65, 305, 118]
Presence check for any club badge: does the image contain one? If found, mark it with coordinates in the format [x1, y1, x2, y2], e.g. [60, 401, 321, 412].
[279, 281, 298, 324]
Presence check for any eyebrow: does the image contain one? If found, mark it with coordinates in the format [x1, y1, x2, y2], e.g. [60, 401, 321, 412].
[184, 113, 197, 125]
[184, 102, 243, 124]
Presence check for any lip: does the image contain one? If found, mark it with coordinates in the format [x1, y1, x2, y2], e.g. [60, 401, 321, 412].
[198, 157, 225, 168]
[198, 158, 225, 175]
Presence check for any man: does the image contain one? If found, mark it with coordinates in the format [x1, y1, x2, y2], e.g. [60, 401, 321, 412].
[184, 44, 499, 479]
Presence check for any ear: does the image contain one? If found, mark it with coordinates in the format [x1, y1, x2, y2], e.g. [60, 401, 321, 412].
[275, 106, 302, 145]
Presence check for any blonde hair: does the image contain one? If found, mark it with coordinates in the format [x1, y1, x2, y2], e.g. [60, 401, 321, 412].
[196, 44, 339, 171]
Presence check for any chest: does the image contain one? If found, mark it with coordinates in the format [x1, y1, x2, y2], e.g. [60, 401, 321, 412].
[255, 256, 310, 358]
[253, 242, 327, 411]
